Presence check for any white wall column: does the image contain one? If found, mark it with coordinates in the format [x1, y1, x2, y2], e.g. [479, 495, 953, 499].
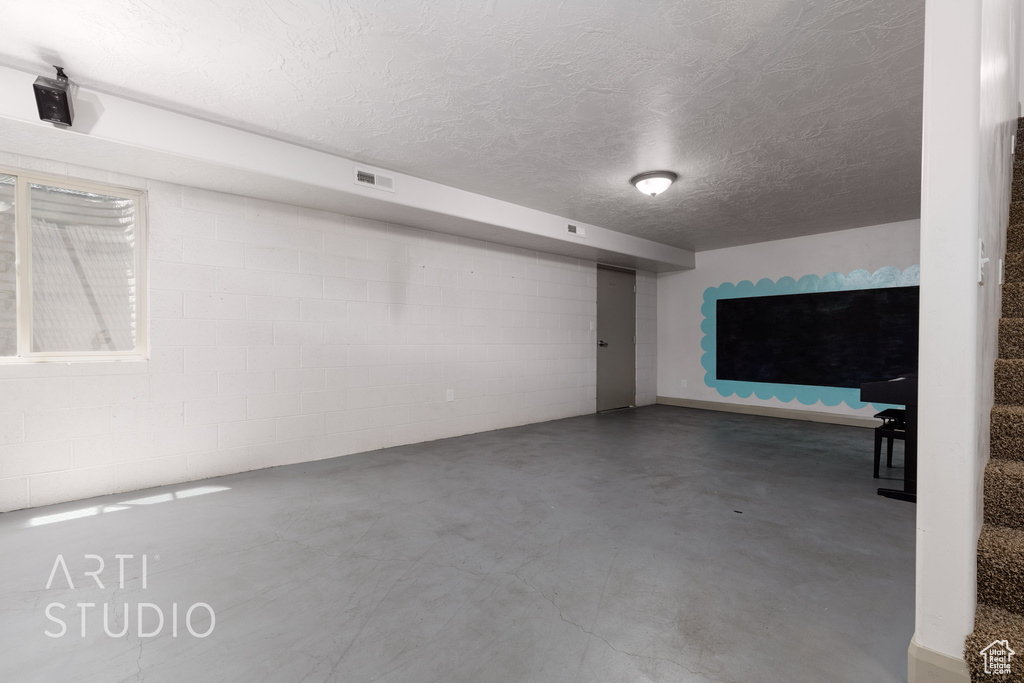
[912, 0, 1019, 680]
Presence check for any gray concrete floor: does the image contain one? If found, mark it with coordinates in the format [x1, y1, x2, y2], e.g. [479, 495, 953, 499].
[0, 406, 914, 683]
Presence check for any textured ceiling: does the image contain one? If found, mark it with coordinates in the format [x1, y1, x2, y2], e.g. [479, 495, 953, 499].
[1, 0, 924, 252]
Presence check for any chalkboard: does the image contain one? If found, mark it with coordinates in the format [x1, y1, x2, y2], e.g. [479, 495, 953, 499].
[716, 286, 919, 389]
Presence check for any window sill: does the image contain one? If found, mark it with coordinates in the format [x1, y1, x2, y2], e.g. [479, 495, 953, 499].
[0, 355, 149, 364]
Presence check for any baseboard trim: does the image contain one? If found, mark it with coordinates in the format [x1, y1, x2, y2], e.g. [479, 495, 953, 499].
[908, 636, 970, 683]
[655, 396, 878, 428]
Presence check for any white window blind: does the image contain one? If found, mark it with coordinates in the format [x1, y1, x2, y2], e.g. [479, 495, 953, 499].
[0, 170, 147, 361]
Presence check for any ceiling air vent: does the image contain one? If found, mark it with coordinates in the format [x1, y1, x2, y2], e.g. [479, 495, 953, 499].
[354, 167, 396, 193]
[567, 224, 586, 237]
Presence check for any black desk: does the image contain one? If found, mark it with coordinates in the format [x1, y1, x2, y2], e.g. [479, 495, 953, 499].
[860, 374, 918, 503]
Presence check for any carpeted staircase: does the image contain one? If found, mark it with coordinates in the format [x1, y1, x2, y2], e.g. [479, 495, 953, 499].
[964, 119, 1024, 681]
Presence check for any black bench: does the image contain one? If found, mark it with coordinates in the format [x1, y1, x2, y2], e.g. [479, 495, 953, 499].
[873, 408, 906, 479]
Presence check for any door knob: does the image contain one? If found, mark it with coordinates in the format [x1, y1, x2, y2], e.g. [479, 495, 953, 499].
[597, 340, 608, 347]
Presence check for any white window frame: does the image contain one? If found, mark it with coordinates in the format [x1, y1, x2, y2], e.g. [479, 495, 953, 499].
[0, 167, 148, 362]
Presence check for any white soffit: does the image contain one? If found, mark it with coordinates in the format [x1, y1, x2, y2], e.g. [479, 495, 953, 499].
[0, 66, 693, 272]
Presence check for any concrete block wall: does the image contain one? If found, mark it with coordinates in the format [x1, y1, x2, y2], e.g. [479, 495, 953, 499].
[636, 270, 657, 406]
[0, 153, 661, 513]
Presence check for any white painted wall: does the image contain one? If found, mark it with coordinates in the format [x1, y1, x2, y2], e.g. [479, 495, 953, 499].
[1019, 0, 1024, 115]
[0, 152, 673, 512]
[913, 0, 1020, 667]
[656, 220, 920, 418]
[636, 270, 657, 407]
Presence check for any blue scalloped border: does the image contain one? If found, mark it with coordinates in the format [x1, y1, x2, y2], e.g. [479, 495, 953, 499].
[700, 266, 920, 409]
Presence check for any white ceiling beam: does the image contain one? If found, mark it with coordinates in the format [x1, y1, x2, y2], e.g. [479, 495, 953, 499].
[0, 65, 694, 272]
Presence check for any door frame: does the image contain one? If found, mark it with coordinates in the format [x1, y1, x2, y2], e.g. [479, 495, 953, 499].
[596, 264, 637, 412]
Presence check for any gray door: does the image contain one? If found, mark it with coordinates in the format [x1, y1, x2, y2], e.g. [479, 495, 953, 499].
[596, 266, 636, 411]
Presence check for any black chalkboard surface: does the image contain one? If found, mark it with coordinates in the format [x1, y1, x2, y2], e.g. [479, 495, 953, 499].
[716, 286, 919, 389]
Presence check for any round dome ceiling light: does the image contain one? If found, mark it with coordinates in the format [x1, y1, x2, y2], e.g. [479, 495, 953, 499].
[630, 170, 678, 196]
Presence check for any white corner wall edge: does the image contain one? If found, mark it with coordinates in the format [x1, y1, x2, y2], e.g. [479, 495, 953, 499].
[0, 65, 694, 273]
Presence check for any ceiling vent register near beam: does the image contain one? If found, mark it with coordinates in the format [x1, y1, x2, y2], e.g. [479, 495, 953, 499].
[354, 167, 395, 193]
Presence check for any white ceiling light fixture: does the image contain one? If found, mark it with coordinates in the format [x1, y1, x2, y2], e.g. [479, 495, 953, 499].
[630, 171, 678, 196]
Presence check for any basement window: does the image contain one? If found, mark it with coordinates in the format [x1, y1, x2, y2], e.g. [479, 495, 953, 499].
[0, 170, 147, 361]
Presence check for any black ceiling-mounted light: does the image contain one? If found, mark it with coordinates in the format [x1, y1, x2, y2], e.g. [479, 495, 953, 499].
[33, 66, 74, 128]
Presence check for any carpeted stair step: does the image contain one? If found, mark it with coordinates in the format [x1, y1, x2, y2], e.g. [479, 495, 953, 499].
[1011, 201, 1024, 229]
[1005, 283, 1024, 319]
[991, 405, 1024, 461]
[985, 459, 1024, 530]
[1014, 167, 1024, 202]
[1016, 118, 1024, 161]
[964, 603, 1024, 682]
[1009, 222, 1024, 254]
[1007, 251, 1024, 284]
[995, 359, 1024, 405]
[976, 524, 1024, 617]
[1000, 319, 1024, 359]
